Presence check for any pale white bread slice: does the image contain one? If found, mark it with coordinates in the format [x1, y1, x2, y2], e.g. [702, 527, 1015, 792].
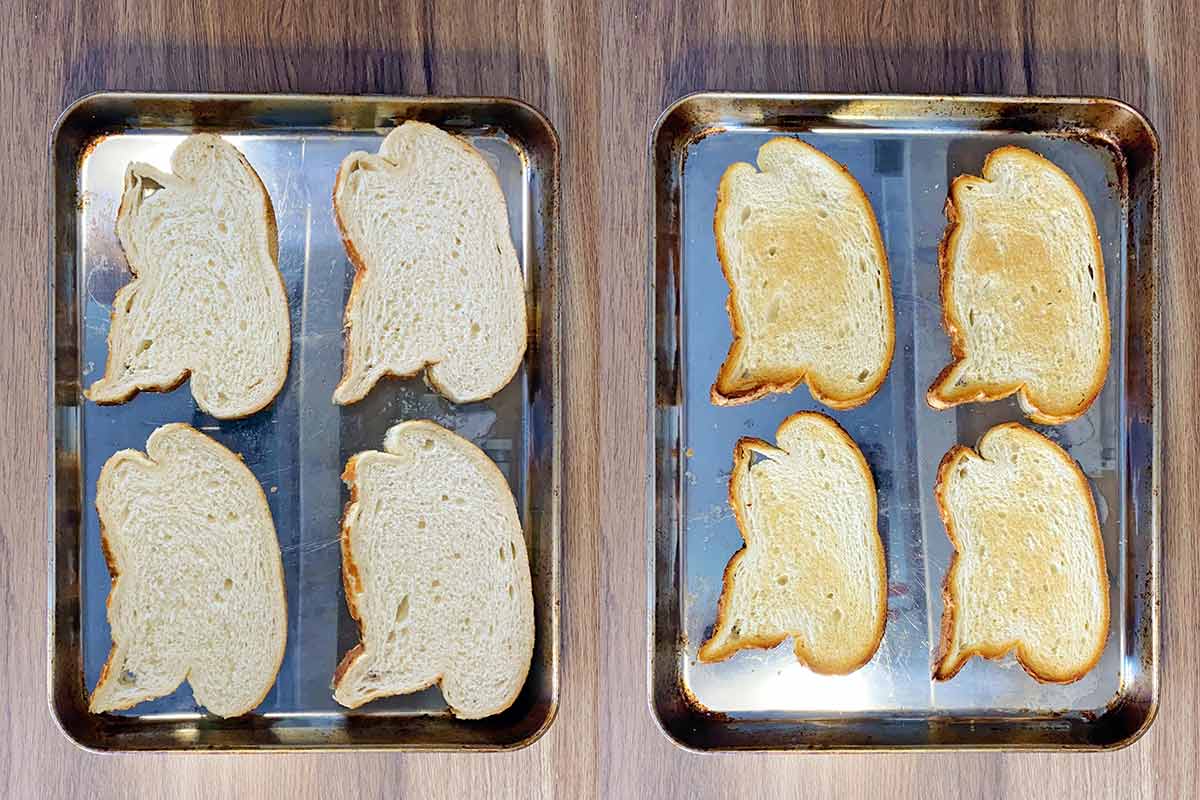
[333, 420, 534, 718]
[331, 121, 527, 405]
[85, 134, 291, 419]
[89, 424, 287, 717]
[933, 423, 1109, 683]
[928, 145, 1110, 424]
[697, 412, 887, 674]
[712, 136, 895, 408]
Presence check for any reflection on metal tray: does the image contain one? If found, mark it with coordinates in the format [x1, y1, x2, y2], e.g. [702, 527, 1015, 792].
[49, 93, 560, 751]
[648, 93, 1159, 750]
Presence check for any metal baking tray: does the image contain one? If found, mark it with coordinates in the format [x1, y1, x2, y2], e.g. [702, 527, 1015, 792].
[648, 93, 1159, 751]
[49, 92, 560, 751]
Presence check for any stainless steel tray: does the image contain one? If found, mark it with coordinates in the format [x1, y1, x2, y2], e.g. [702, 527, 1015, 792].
[49, 92, 560, 751]
[648, 93, 1159, 751]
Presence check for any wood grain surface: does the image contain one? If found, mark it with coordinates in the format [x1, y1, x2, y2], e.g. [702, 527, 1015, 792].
[1, 0, 1196, 798]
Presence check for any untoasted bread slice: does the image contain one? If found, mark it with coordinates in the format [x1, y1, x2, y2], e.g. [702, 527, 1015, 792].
[332, 122, 527, 405]
[933, 423, 1109, 683]
[698, 413, 887, 674]
[712, 137, 894, 408]
[89, 424, 287, 717]
[86, 134, 290, 419]
[928, 145, 1109, 424]
[333, 420, 534, 718]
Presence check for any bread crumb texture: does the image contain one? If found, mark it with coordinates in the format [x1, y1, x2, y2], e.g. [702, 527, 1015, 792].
[89, 424, 287, 717]
[333, 420, 534, 719]
[934, 423, 1109, 683]
[698, 413, 887, 675]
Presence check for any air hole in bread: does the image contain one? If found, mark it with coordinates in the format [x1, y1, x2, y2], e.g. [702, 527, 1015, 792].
[857, 369, 869, 382]
[451, 250, 459, 259]
[217, 221, 228, 235]
[968, 308, 976, 326]
[431, 579, 440, 588]
[470, 322, 481, 337]
[740, 208, 752, 223]
[767, 246, 777, 257]
[510, 541, 517, 560]
[223, 578, 233, 591]
[441, 494, 449, 502]
[417, 518, 426, 529]
[776, 575, 788, 586]
[499, 545, 507, 562]
[507, 583, 514, 598]
[119, 670, 137, 686]
[453, 552, 462, 560]
[1087, 263, 1094, 280]
[832, 609, 843, 621]
[958, 467, 967, 479]
[394, 595, 409, 624]
[816, 448, 826, 460]
[817, 209, 828, 219]
[433, 595, 442, 604]
[1092, 292, 1097, 303]
[226, 510, 238, 521]
[137, 338, 153, 355]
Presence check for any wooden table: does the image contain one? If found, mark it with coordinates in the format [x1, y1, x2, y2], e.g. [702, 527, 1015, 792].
[2, 0, 1194, 797]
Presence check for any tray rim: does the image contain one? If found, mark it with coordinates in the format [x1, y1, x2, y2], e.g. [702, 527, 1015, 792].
[645, 90, 1161, 753]
[47, 90, 562, 753]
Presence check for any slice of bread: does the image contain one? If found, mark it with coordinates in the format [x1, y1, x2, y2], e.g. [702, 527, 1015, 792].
[928, 145, 1109, 424]
[698, 412, 887, 674]
[933, 423, 1109, 683]
[711, 137, 894, 408]
[331, 122, 527, 406]
[89, 424, 287, 717]
[86, 134, 291, 419]
[333, 420, 534, 718]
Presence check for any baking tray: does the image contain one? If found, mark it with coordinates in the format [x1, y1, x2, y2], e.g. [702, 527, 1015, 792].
[49, 92, 560, 751]
[648, 93, 1159, 751]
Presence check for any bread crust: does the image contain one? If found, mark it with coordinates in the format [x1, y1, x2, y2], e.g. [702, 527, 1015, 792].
[89, 135, 290, 419]
[711, 138, 895, 409]
[89, 423, 288, 717]
[927, 145, 1110, 424]
[932, 422, 1110, 683]
[331, 124, 526, 406]
[697, 412, 888, 674]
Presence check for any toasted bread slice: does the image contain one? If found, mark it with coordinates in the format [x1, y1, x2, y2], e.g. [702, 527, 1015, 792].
[331, 122, 527, 406]
[86, 134, 290, 419]
[89, 424, 287, 717]
[333, 420, 534, 718]
[928, 145, 1109, 424]
[933, 423, 1109, 683]
[711, 137, 894, 408]
[698, 413, 887, 674]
